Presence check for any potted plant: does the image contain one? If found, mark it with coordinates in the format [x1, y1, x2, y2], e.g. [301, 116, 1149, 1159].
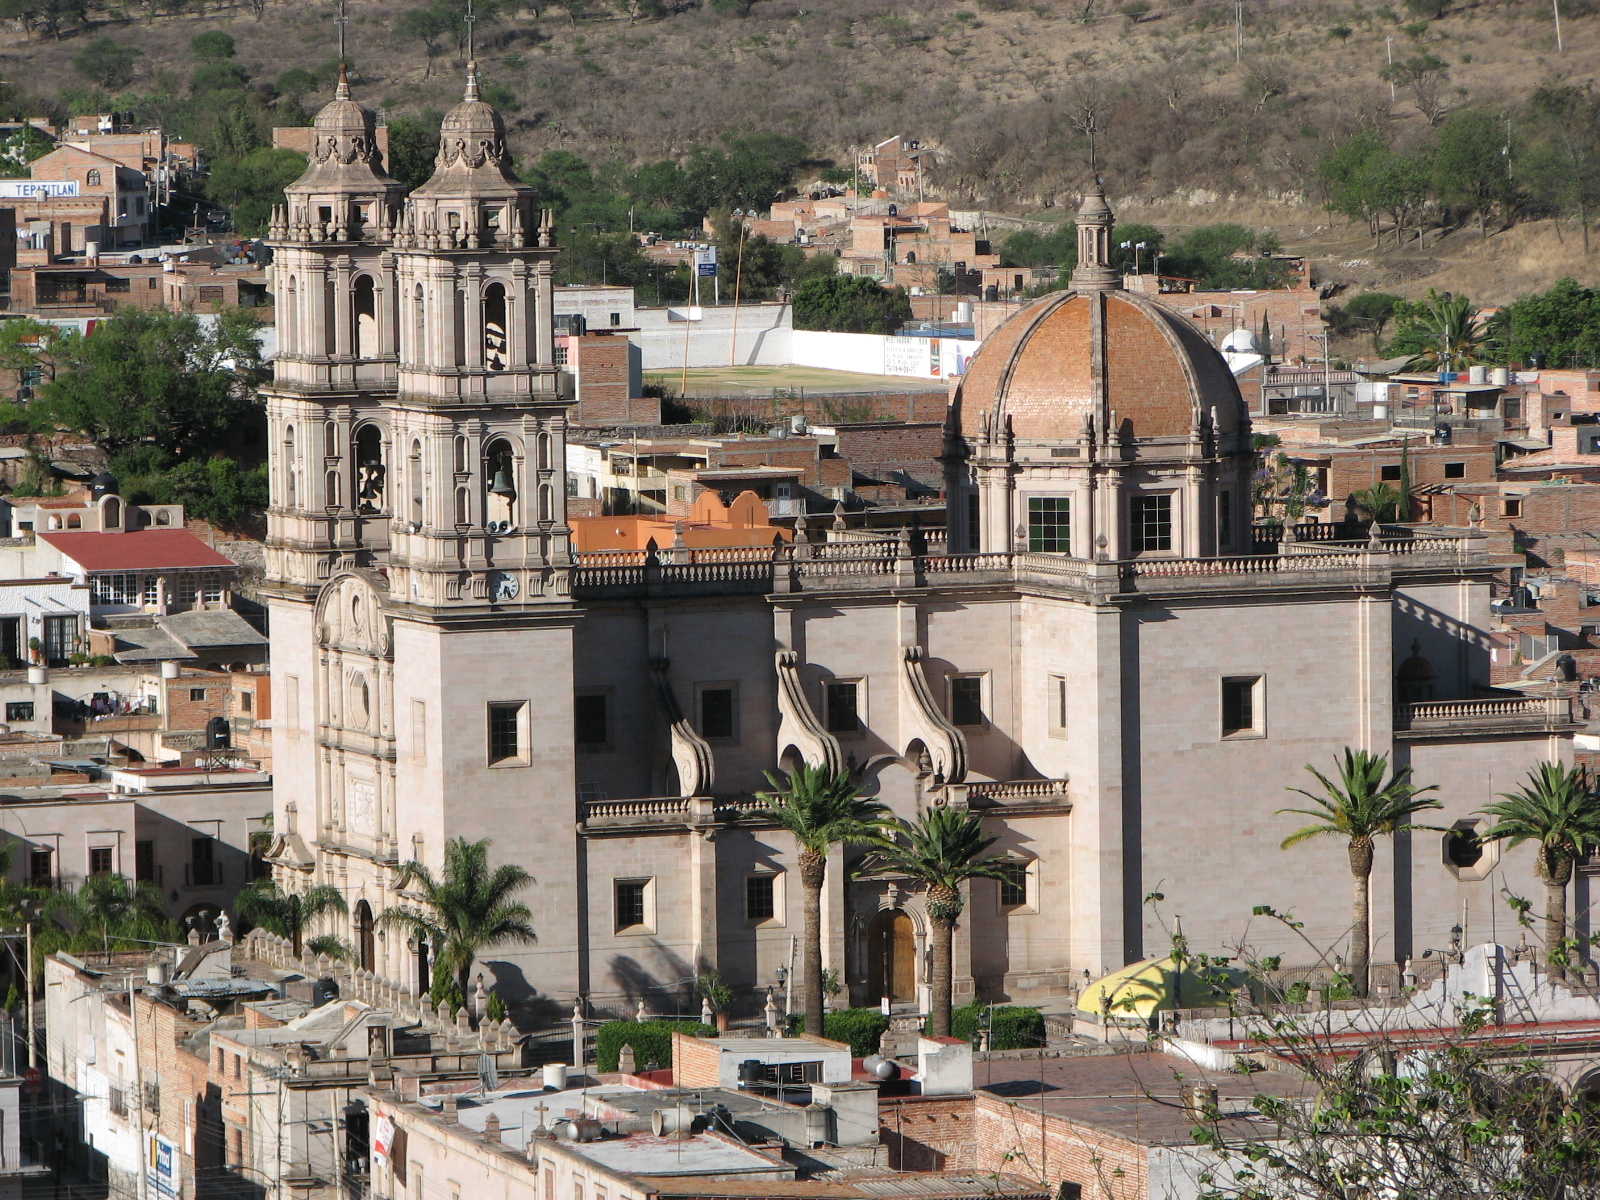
[698, 970, 733, 1033]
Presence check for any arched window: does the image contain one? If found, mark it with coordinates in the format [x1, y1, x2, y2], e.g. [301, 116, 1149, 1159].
[354, 425, 385, 516]
[156, 510, 171, 526]
[454, 486, 470, 526]
[66, 514, 80, 529]
[539, 484, 553, 524]
[1396, 642, 1436, 706]
[86, 170, 100, 187]
[285, 276, 298, 346]
[354, 900, 375, 972]
[409, 439, 424, 524]
[538, 432, 552, 471]
[325, 422, 338, 458]
[353, 275, 377, 359]
[454, 435, 469, 474]
[483, 282, 508, 371]
[325, 470, 341, 509]
[285, 425, 297, 508]
[413, 283, 425, 362]
[484, 439, 516, 528]
[102, 497, 120, 528]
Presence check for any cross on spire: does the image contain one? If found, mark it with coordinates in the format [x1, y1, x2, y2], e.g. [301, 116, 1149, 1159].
[466, 0, 476, 63]
[337, 0, 348, 68]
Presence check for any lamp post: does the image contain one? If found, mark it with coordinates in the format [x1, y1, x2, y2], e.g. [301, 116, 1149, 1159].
[775, 963, 789, 1022]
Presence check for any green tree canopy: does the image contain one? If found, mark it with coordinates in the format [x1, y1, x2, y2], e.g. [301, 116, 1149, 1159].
[189, 30, 236, 62]
[793, 275, 913, 334]
[1433, 109, 1515, 238]
[1386, 289, 1487, 369]
[386, 114, 441, 190]
[39, 307, 265, 461]
[1519, 84, 1600, 254]
[205, 146, 307, 236]
[72, 38, 142, 90]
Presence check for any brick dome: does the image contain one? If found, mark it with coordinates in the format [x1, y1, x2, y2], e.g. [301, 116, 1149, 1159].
[951, 288, 1247, 442]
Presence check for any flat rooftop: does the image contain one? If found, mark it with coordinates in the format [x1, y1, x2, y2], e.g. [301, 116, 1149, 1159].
[974, 1052, 1308, 1147]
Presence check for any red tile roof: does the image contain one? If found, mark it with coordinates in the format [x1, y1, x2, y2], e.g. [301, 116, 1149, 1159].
[39, 530, 237, 572]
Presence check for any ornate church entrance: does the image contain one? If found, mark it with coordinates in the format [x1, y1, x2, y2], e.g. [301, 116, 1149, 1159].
[867, 909, 916, 1003]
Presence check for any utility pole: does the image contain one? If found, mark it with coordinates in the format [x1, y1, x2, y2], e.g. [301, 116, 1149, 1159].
[1235, 0, 1243, 62]
[24, 922, 33, 1070]
[1386, 37, 1395, 102]
[1554, 0, 1564, 51]
[129, 976, 147, 1200]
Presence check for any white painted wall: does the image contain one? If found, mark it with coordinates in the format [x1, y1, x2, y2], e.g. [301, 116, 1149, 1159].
[790, 330, 979, 381]
[633, 303, 793, 371]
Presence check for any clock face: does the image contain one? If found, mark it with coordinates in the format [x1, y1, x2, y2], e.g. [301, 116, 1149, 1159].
[490, 571, 519, 602]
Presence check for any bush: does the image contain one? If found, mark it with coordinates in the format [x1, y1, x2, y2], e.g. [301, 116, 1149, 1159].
[933, 1002, 1045, 1050]
[792, 275, 913, 335]
[595, 1018, 715, 1073]
[786, 1007, 890, 1056]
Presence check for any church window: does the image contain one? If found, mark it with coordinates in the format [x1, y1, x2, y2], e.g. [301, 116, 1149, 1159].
[745, 875, 776, 923]
[409, 440, 424, 523]
[353, 275, 377, 359]
[483, 282, 508, 371]
[355, 425, 385, 516]
[325, 422, 339, 457]
[1130, 494, 1173, 553]
[824, 681, 860, 735]
[539, 484, 553, 523]
[1027, 496, 1071, 554]
[485, 439, 517, 527]
[1446, 824, 1483, 869]
[538, 433, 552, 471]
[325, 470, 341, 509]
[614, 879, 651, 932]
[455, 487, 469, 526]
[1049, 675, 1067, 737]
[575, 692, 609, 748]
[454, 436, 470, 474]
[446, 211, 461, 230]
[1221, 677, 1262, 738]
[284, 425, 297, 507]
[411, 700, 426, 763]
[487, 701, 528, 766]
[967, 492, 980, 552]
[950, 675, 985, 727]
[1217, 491, 1233, 550]
[485, 207, 502, 230]
[998, 861, 1029, 907]
[698, 685, 736, 741]
[413, 283, 425, 359]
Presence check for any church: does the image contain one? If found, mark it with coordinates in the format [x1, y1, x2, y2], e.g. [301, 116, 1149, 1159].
[263, 64, 1577, 1018]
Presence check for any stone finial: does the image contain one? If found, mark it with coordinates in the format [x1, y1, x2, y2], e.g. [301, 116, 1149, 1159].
[441, 1095, 458, 1123]
[832, 503, 846, 532]
[618, 1043, 637, 1075]
[700, 996, 714, 1026]
[214, 912, 232, 944]
[473, 974, 489, 1021]
[437, 998, 453, 1025]
[636, 996, 650, 1022]
[456, 1006, 472, 1034]
[485, 1113, 502, 1143]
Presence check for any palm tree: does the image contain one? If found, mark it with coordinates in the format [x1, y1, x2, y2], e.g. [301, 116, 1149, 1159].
[1280, 749, 1441, 998]
[758, 764, 893, 1036]
[1479, 763, 1600, 980]
[235, 879, 347, 958]
[63, 874, 174, 955]
[1403, 288, 1486, 372]
[859, 806, 1011, 1037]
[380, 837, 535, 1014]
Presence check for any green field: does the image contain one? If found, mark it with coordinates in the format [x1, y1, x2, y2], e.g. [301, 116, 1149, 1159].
[644, 365, 941, 397]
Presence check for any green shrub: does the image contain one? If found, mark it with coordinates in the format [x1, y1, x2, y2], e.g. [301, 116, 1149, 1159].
[595, 1019, 715, 1073]
[935, 1002, 1045, 1050]
[786, 1008, 890, 1057]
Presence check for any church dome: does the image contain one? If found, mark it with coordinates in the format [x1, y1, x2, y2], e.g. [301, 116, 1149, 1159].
[952, 287, 1248, 442]
[413, 62, 525, 197]
[287, 65, 399, 193]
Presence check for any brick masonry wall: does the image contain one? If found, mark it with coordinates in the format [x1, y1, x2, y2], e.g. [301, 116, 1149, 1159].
[969, 1091, 1149, 1200]
[879, 1094, 975, 1170]
[671, 1032, 723, 1088]
[683, 392, 950, 425]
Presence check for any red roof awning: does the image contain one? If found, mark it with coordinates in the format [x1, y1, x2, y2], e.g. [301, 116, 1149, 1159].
[39, 530, 236, 572]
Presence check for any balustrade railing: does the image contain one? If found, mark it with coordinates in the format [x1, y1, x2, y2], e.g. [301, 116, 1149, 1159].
[1396, 695, 1573, 728]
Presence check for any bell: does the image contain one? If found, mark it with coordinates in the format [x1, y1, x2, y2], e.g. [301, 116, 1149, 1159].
[489, 469, 515, 498]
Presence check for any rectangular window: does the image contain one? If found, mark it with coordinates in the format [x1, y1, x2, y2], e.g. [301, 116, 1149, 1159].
[745, 875, 776, 923]
[89, 847, 113, 876]
[487, 702, 525, 765]
[1049, 675, 1067, 736]
[1380, 464, 1402, 481]
[698, 687, 735, 740]
[135, 840, 154, 883]
[1027, 496, 1071, 554]
[825, 681, 859, 734]
[999, 861, 1029, 907]
[575, 693, 608, 747]
[190, 688, 207, 702]
[191, 837, 216, 886]
[43, 614, 74, 668]
[1217, 491, 1232, 549]
[950, 675, 984, 726]
[967, 492, 980, 551]
[5, 702, 32, 722]
[1504, 497, 1522, 517]
[1444, 461, 1466, 478]
[411, 699, 427, 763]
[28, 849, 50, 883]
[1222, 677, 1262, 737]
[109, 1086, 126, 1117]
[614, 879, 649, 932]
[147, 277, 157, 290]
[239, 690, 252, 713]
[0, 616, 20, 669]
[1130, 495, 1173, 553]
[105, 277, 130, 294]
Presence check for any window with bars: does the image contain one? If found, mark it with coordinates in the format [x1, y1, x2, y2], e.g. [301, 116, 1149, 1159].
[615, 879, 650, 931]
[1027, 496, 1071, 553]
[950, 675, 985, 726]
[28, 849, 51, 884]
[999, 861, 1029, 907]
[825, 681, 859, 734]
[487, 702, 525, 765]
[1130, 494, 1173, 553]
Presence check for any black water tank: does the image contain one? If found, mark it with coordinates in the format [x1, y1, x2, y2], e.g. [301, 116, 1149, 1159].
[737, 1059, 765, 1088]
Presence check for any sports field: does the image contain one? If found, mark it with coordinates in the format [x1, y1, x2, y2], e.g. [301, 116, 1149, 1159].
[643, 365, 940, 396]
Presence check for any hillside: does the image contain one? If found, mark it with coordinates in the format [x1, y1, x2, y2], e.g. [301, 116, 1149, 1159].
[7, 0, 1600, 303]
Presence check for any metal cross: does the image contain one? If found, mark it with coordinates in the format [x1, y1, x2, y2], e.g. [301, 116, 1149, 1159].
[466, 0, 476, 61]
[337, 0, 348, 66]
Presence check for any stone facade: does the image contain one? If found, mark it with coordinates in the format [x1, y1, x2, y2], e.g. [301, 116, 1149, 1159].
[264, 84, 1574, 1023]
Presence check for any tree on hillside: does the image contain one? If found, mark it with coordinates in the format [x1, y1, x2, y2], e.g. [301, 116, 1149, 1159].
[1520, 84, 1600, 255]
[793, 275, 913, 335]
[1433, 109, 1516, 238]
[395, 5, 457, 77]
[1343, 292, 1402, 351]
[387, 115, 441, 191]
[40, 308, 264, 461]
[1386, 289, 1486, 370]
[1383, 53, 1450, 126]
[189, 31, 236, 62]
[0, 0, 90, 40]
[205, 147, 307, 236]
[72, 38, 141, 90]
[1492, 278, 1600, 369]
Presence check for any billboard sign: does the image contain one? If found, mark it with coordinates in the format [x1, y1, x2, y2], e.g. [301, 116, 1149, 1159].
[694, 247, 718, 277]
[0, 180, 80, 199]
[372, 1114, 395, 1166]
[147, 1132, 181, 1200]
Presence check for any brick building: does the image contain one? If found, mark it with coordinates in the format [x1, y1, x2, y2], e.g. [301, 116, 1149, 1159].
[562, 329, 652, 424]
[13, 144, 149, 253]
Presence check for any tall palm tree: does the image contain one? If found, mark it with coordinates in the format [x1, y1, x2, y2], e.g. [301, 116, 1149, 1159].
[62, 874, 175, 956]
[380, 837, 535, 1013]
[758, 764, 893, 1036]
[1280, 749, 1441, 998]
[1404, 288, 1486, 372]
[859, 806, 1011, 1037]
[236, 879, 347, 958]
[1479, 762, 1600, 980]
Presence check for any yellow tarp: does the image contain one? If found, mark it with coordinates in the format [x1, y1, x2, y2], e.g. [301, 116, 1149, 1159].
[1077, 955, 1250, 1018]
